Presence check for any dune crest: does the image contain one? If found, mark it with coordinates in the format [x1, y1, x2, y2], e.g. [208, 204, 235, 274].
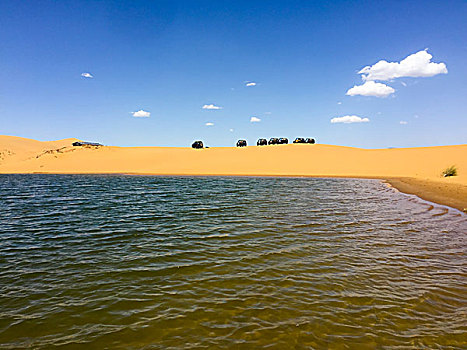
[0, 135, 80, 164]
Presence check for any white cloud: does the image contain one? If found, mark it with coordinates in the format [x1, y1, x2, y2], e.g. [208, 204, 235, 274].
[229, 128, 234, 132]
[331, 115, 370, 124]
[400, 121, 408, 125]
[250, 116, 261, 123]
[202, 104, 222, 110]
[132, 110, 150, 117]
[337, 101, 342, 105]
[401, 81, 407, 87]
[245, 82, 257, 87]
[346, 81, 395, 97]
[264, 111, 272, 115]
[81, 72, 93, 78]
[205, 122, 214, 126]
[359, 50, 447, 81]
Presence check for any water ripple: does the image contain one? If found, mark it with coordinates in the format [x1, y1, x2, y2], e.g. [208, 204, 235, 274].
[0, 175, 466, 349]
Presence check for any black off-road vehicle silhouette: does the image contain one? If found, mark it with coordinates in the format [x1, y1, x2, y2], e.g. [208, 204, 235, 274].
[192, 141, 204, 149]
[293, 138, 306, 144]
[268, 138, 280, 145]
[279, 138, 288, 144]
[305, 138, 316, 144]
[257, 138, 267, 146]
[236, 140, 247, 147]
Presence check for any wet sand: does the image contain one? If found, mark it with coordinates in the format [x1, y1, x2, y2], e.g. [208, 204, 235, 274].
[1, 135, 466, 212]
[384, 177, 467, 213]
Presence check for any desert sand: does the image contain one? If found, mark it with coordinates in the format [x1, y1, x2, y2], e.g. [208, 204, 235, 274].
[1, 135, 466, 212]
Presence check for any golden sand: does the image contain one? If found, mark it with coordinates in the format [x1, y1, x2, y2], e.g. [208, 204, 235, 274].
[1, 135, 466, 211]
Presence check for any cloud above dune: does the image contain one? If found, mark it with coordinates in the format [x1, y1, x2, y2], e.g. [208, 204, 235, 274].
[346, 50, 447, 98]
[346, 81, 395, 97]
[245, 82, 257, 87]
[400, 121, 408, 125]
[331, 115, 370, 124]
[359, 50, 447, 81]
[132, 110, 150, 117]
[202, 104, 222, 110]
[81, 72, 93, 78]
[250, 116, 261, 123]
[205, 122, 214, 126]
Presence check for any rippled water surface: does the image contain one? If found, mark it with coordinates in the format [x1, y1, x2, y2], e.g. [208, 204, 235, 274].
[0, 175, 466, 349]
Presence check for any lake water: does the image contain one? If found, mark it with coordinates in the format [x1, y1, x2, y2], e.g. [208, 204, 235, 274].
[0, 175, 466, 349]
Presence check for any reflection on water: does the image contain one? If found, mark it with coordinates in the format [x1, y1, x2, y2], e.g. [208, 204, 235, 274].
[0, 175, 466, 349]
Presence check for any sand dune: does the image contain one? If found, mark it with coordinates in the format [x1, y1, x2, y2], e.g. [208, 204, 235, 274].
[1, 135, 466, 211]
[0, 135, 80, 164]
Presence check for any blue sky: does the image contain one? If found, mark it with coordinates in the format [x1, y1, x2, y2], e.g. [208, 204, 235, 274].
[1, 0, 466, 148]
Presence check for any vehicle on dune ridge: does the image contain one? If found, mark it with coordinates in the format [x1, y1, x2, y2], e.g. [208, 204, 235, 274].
[192, 141, 204, 149]
[293, 137, 316, 144]
[293, 138, 306, 144]
[268, 138, 280, 145]
[72, 141, 102, 147]
[236, 140, 247, 147]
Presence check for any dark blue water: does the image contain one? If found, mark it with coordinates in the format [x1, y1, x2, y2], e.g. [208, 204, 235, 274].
[0, 175, 466, 349]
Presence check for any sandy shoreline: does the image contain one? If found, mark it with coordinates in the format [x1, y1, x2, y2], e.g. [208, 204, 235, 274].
[1, 135, 466, 212]
[383, 177, 467, 213]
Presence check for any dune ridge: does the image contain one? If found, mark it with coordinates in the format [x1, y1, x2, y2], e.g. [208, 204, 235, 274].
[1, 135, 466, 212]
